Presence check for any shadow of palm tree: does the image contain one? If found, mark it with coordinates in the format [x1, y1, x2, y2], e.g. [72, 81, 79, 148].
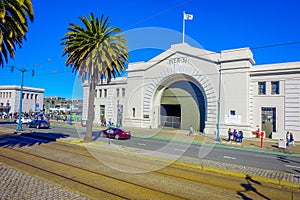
[277, 155, 300, 165]
[237, 175, 271, 200]
[0, 132, 69, 148]
[0, 120, 16, 125]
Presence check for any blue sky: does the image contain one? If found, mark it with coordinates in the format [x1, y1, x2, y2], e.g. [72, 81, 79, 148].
[1, 0, 300, 99]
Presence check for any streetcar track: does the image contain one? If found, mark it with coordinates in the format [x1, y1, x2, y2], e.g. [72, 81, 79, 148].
[1, 134, 293, 195]
[0, 136, 187, 200]
[0, 153, 127, 200]
[1, 133, 298, 200]
[4, 134, 220, 184]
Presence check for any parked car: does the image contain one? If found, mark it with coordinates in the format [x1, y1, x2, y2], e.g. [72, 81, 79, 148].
[99, 127, 131, 140]
[27, 120, 50, 129]
[15, 117, 32, 124]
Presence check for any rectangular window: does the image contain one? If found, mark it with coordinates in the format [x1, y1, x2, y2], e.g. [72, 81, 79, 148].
[0, 92, 2, 98]
[104, 89, 107, 98]
[99, 89, 102, 98]
[258, 82, 266, 95]
[271, 81, 279, 95]
[132, 108, 135, 118]
[230, 110, 236, 115]
[116, 89, 119, 97]
[122, 88, 125, 97]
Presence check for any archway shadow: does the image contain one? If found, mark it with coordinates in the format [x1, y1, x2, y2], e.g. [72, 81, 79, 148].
[237, 175, 271, 200]
[0, 132, 69, 148]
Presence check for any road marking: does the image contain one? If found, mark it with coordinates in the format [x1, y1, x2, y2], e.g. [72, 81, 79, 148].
[174, 149, 185, 152]
[255, 155, 276, 159]
[285, 164, 300, 169]
[223, 156, 236, 160]
[137, 143, 146, 146]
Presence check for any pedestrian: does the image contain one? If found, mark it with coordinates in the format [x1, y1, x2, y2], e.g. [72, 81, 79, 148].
[238, 130, 243, 142]
[286, 131, 290, 146]
[227, 128, 232, 142]
[108, 118, 113, 127]
[188, 125, 193, 136]
[290, 132, 296, 147]
[233, 129, 238, 141]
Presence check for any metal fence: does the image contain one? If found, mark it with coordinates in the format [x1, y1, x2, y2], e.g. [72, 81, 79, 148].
[160, 115, 181, 129]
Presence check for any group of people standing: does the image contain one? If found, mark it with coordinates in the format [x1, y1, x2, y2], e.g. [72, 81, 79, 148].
[286, 131, 296, 147]
[227, 128, 243, 142]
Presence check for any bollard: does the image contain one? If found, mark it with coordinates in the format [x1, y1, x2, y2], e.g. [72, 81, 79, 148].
[260, 131, 264, 148]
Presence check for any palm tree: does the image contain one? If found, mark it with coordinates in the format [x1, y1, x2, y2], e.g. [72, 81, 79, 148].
[0, 0, 34, 67]
[61, 13, 129, 142]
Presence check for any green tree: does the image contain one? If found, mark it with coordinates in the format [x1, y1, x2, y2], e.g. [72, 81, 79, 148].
[0, 0, 34, 67]
[61, 13, 129, 142]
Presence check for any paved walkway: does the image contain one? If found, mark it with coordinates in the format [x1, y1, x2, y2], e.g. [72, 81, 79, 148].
[0, 164, 89, 200]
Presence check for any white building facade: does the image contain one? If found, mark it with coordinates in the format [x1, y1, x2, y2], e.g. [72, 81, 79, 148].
[0, 85, 44, 114]
[82, 43, 300, 140]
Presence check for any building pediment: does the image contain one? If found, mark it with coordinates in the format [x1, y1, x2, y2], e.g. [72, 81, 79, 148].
[127, 43, 220, 73]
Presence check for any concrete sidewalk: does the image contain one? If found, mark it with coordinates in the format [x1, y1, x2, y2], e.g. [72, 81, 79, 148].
[121, 126, 300, 155]
[50, 120, 300, 155]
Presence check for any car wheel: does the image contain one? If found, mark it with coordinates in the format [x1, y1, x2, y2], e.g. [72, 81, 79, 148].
[115, 134, 119, 140]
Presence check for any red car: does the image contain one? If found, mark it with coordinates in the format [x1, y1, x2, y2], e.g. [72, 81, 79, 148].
[100, 128, 131, 140]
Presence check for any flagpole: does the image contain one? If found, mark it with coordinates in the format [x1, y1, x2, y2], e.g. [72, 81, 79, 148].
[182, 10, 185, 43]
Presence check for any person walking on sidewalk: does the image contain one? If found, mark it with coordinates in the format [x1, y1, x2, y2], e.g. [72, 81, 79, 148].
[290, 132, 296, 147]
[188, 125, 193, 136]
[228, 128, 232, 142]
[286, 131, 290, 146]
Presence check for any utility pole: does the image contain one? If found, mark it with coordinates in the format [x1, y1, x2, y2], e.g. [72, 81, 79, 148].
[216, 59, 222, 142]
[16, 68, 27, 131]
[10, 66, 34, 132]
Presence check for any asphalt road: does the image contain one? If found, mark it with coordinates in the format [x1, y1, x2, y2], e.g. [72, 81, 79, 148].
[2, 122, 300, 175]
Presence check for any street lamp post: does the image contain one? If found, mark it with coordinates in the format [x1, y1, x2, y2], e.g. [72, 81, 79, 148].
[216, 59, 222, 142]
[116, 100, 119, 128]
[16, 68, 27, 131]
[69, 102, 72, 125]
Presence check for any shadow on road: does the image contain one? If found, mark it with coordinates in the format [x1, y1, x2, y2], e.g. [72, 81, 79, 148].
[0, 132, 69, 148]
[237, 175, 271, 200]
[0, 120, 15, 125]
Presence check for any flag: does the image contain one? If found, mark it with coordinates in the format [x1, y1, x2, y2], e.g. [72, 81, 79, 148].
[184, 13, 193, 20]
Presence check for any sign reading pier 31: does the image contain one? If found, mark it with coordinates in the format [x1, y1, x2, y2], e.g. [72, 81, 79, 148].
[168, 57, 188, 65]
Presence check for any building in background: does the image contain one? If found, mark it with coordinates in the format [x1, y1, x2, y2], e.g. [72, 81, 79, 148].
[0, 85, 44, 115]
[82, 43, 300, 140]
[44, 96, 83, 114]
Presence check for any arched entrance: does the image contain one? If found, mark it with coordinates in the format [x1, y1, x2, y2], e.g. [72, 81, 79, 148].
[152, 74, 207, 132]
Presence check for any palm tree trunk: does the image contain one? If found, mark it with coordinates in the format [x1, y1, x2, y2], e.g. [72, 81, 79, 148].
[84, 80, 96, 142]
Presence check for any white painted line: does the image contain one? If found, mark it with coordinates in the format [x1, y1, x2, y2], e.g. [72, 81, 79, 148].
[174, 149, 185, 152]
[285, 164, 300, 169]
[137, 143, 146, 146]
[223, 156, 236, 160]
[255, 155, 276, 159]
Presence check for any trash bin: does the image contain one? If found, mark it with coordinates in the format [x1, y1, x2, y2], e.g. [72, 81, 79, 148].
[278, 138, 286, 149]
